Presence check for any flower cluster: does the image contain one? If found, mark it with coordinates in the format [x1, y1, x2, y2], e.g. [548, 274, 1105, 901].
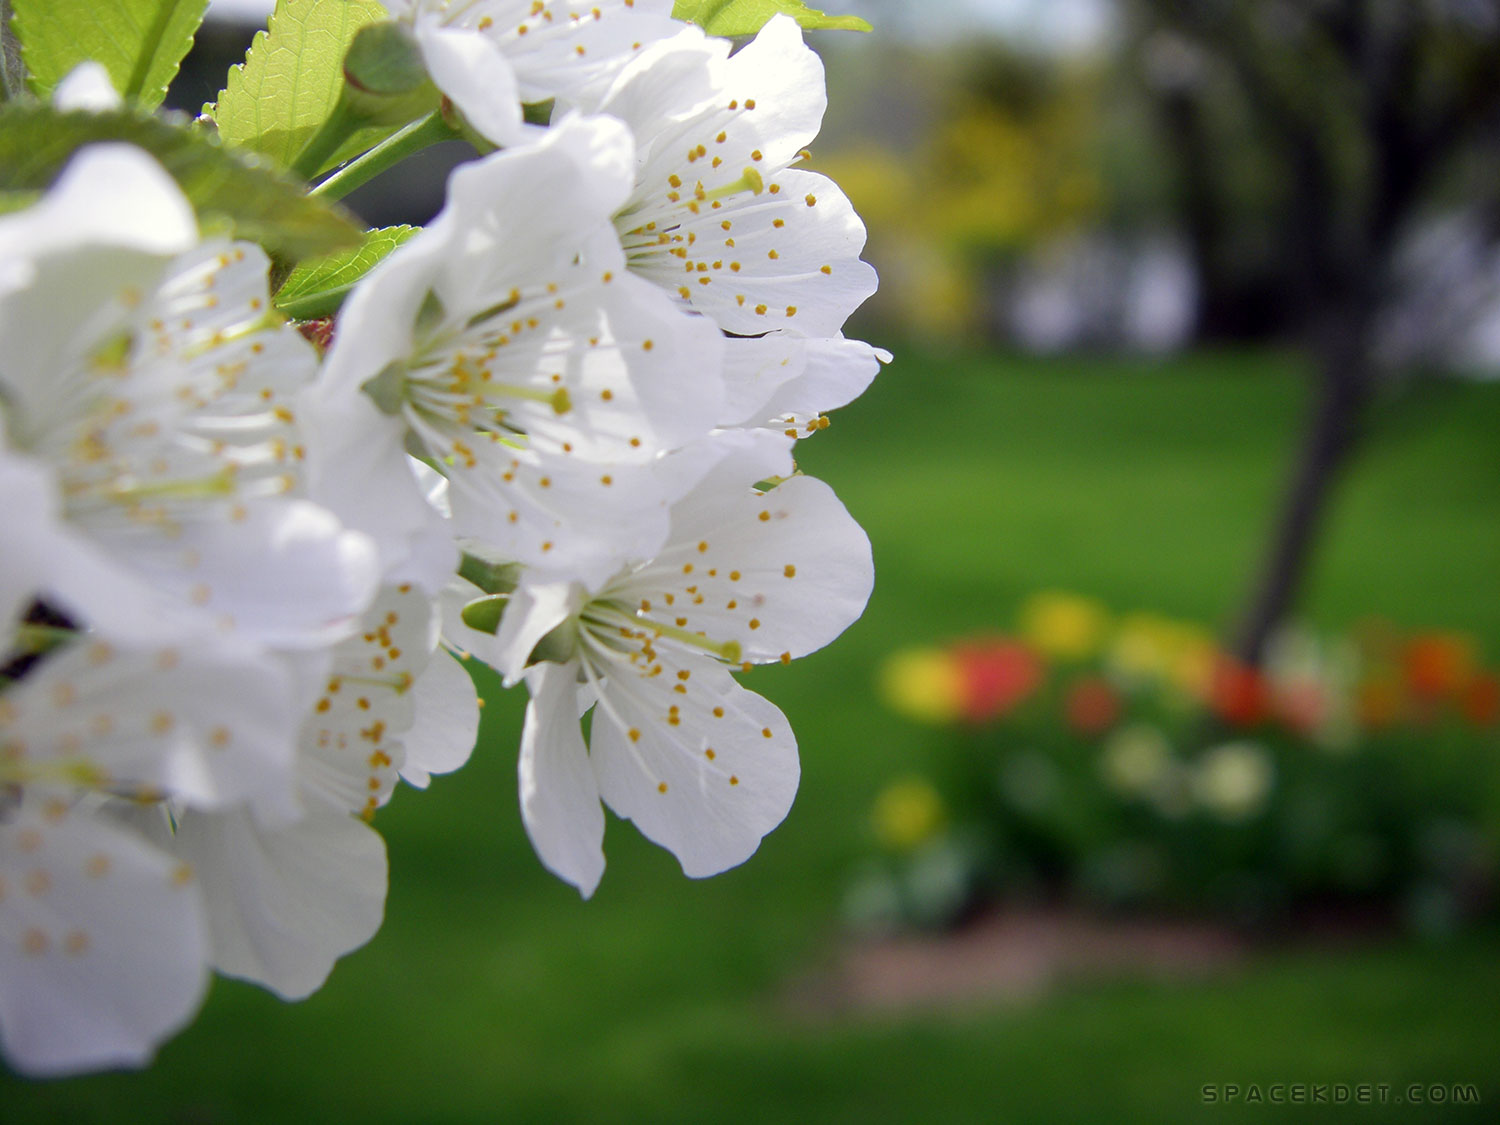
[854, 593, 1498, 936]
[882, 592, 1500, 742]
[0, 3, 879, 1076]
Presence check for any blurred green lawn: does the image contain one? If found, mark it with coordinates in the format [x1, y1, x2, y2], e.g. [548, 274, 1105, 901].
[7, 349, 1499, 1122]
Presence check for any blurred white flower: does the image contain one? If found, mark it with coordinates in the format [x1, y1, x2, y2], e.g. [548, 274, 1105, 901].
[1192, 741, 1276, 823]
[1099, 723, 1173, 799]
[51, 62, 122, 111]
[0, 636, 305, 1075]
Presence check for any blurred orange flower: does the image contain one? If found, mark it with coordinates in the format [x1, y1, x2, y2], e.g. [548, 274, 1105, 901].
[1064, 675, 1122, 735]
[1403, 632, 1479, 701]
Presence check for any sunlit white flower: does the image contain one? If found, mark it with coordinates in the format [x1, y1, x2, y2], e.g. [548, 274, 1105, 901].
[0, 145, 378, 649]
[383, 0, 681, 146]
[601, 17, 878, 337]
[0, 636, 304, 1075]
[451, 431, 873, 896]
[304, 114, 725, 588]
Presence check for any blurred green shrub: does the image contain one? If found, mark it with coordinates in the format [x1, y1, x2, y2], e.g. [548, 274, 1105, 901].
[850, 592, 1500, 939]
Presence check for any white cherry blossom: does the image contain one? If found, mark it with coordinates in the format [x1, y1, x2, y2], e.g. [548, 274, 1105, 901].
[0, 636, 305, 1074]
[455, 431, 873, 895]
[0, 799, 208, 1077]
[304, 114, 725, 589]
[383, 0, 681, 145]
[0, 145, 379, 650]
[600, 17, 878, 337]
[143, 583, 479, 1000]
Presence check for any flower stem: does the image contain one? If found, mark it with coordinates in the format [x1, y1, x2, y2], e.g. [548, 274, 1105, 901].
[290, 96, 364, 182]
[310, 112, 460, 202]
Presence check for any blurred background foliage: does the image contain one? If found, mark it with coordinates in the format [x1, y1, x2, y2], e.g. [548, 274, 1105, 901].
[7, 0, 1500, 1119]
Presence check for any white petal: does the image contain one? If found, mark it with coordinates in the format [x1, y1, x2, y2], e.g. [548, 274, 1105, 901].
[519, 662, 605, 897]
[414, 23, 524, 146]
[644, 168, 877, 337]
[159, 804, 387, 1001]
[0, 450, 172, 643]
[399, 648, 479, 787]
[441, 114, 636, 267]
[0, 803, 208, 1077]
[490, 579, 580, 685]
[298, 584, 464, 813]
[718, 15, 828, 167]
[589, 656, 798, 878]
[0, 143, 194, 265]
[722, 334, 886, 432]
[444, 444, 675, 589]
[412, 0, 680, 114]
[299, 390, 458, 595]
[621, 468, 873, 664]
[109, 499, 381, 651]
[52, 63, 122, 111]
[2, 639, 303, 820]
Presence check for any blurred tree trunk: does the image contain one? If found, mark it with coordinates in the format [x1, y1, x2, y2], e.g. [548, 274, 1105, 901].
[1132, 0, 1500, 665]
[1232, 306, 1373, 664]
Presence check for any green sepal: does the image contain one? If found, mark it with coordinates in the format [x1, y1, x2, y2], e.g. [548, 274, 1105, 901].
[458, 554, 523, 597]
[460, 594, 509, 636]
[528, 623, 579, 666]
[343, 21, 428, 97]
[361, 361, 409, 416]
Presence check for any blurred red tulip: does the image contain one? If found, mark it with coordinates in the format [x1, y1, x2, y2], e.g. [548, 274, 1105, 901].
[1209, 656, 1270, 727]
[951, 638, 1043, 723]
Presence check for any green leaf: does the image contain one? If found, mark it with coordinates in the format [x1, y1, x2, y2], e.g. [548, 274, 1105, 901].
[670, 0, 871, 37]
[0, 104, 364, 262]
[0, 189, 39, 214]
[209, 0, 398, 175]
[12, 0, 209, 109]
[274, 224, 417, 319]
